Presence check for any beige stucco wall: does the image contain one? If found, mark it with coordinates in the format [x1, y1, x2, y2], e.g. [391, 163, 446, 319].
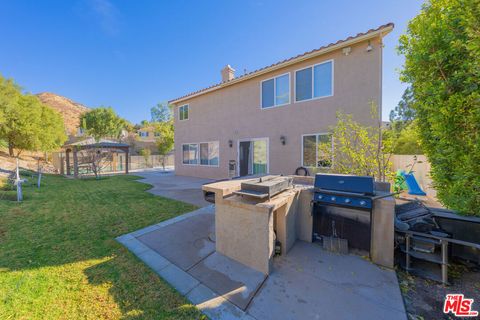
[215, 201, 274, 274]
[173, 37, 383, 179]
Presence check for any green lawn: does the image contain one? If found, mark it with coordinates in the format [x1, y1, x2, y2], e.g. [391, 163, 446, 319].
[0, 174, 205, 320]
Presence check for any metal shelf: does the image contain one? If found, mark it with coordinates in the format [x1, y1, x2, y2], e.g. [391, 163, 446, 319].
[399, 245, 445, 265]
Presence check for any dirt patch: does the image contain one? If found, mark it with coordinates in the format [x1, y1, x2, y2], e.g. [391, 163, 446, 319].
[0, 148, 57, 175]
[398, 263, 480, 319]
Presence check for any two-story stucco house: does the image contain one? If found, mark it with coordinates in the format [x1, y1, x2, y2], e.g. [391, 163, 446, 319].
[169, 23, 394, 180]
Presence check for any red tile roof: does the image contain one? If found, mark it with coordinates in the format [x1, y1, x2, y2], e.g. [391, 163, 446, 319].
[169, 23, 394, 104]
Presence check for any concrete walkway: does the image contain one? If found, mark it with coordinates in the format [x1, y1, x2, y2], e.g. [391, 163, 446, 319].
[117, 206, 407, 320]
[132, 170, 214, 207]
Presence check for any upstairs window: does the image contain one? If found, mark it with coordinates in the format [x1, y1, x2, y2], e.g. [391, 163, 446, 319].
[302, 133, 333, 168]
[295, 60, 333, 102]
[179, 104, 189, 120]
[261, 73, 290, 108]
[139, 131, 149, 137]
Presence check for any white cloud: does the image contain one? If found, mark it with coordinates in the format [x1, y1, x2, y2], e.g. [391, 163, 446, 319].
[87, 0, 121, 36]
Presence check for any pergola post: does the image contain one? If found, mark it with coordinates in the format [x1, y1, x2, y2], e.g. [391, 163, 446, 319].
[73, 147, 79, 178]
[66, 149, 71, 176]
[125, 148, 129, 174]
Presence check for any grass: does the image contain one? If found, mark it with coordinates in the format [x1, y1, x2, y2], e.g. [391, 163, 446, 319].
[0, 174, 205, 319]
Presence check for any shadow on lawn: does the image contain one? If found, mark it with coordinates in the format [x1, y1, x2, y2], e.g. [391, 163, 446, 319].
[0, 174, 200, 319]
[84, 251, 203, 320]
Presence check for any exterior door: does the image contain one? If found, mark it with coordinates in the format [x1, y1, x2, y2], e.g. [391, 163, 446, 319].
[239, 141, 251, 176]
[238, 139, 268, 176]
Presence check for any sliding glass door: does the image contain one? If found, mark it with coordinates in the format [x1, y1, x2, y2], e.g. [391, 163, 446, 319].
[238, 138, 268, 176]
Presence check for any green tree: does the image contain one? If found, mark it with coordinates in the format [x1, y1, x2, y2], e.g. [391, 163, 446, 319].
[139, 148, 151, 167]
[0, 75, 66, 159]
[151, 102, 172, 123]
[80, 107, 125, 141]
[0, 75, 22, 155]
[389, 122, 423, 155]
[38, 104, 67, 153]
[398, 0, 480, 215]
[390, 87, 416, 124]
[154, 121, 174, 171]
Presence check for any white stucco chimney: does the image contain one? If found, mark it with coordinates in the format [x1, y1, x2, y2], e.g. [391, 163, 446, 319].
[221, 65, 235, 82]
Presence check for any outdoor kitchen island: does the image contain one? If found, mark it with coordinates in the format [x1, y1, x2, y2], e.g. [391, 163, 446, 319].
[203, 174, 396, 275]
[203, 175, 314, 274]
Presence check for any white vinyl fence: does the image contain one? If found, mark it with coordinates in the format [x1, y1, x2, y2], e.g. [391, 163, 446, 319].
[129, 154, 174, 170]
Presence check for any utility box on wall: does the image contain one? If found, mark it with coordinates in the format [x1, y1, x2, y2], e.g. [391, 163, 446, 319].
[229, 160, 236, 178]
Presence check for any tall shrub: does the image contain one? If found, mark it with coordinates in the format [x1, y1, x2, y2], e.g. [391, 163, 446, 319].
[321, 104, 394, 182]
[398, 0, 480, 215]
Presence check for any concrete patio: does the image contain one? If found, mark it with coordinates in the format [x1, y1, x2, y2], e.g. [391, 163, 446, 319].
[117, 205, 407, 320]
[132, 170, 214, 207]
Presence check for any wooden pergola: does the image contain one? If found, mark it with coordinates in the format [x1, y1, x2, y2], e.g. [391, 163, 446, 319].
[64, 139, 130, 178]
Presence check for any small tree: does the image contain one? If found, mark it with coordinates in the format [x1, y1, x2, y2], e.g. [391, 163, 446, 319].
[151, 102, 172, 122]
[81, 148, 112, 179]
[139, 148, 151, 168]
[80, 107, 125, 141]
[154, 121, 174, 171]
[321, 104, 394, 182]
[398, 0, 480, 215]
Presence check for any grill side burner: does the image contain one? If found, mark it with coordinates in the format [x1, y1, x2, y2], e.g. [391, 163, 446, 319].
[312, 173, 396, 268]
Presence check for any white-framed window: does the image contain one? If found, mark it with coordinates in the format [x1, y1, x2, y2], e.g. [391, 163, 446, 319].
[154, 132, 161, 137]
[302, 133, 333, 168]
[179, 104, 189, 120]
[295, 60, 333, 102]
[139, 131, 149, 137]
[261, 73, 290, 108]
[182, 141, 219, 166]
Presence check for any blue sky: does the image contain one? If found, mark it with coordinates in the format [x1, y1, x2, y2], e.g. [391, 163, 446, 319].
[0, 0, 423, 124]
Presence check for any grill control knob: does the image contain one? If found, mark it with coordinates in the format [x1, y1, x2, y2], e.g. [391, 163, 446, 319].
[331, 196, 336, 202]
[344, 198, 351, 204]
[359, 200, 367, 206]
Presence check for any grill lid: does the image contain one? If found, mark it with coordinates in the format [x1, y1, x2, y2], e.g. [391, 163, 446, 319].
[314, 173, 374, 195]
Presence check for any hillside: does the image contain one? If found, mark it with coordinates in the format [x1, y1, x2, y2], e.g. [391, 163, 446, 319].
[36, 92, 89, 136]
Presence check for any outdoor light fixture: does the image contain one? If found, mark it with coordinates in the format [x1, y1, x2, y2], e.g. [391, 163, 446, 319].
[342, 47, 351, 56]
[366, 40, 373, 52]
[280, 136, 286, 145]
[228, 140, 233, 148]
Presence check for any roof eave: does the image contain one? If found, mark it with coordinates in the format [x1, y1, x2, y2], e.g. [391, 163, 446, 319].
[169, 24, 393, 105]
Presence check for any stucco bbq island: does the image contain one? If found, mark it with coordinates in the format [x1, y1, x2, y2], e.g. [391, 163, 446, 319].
[169, 23, 394, 180]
